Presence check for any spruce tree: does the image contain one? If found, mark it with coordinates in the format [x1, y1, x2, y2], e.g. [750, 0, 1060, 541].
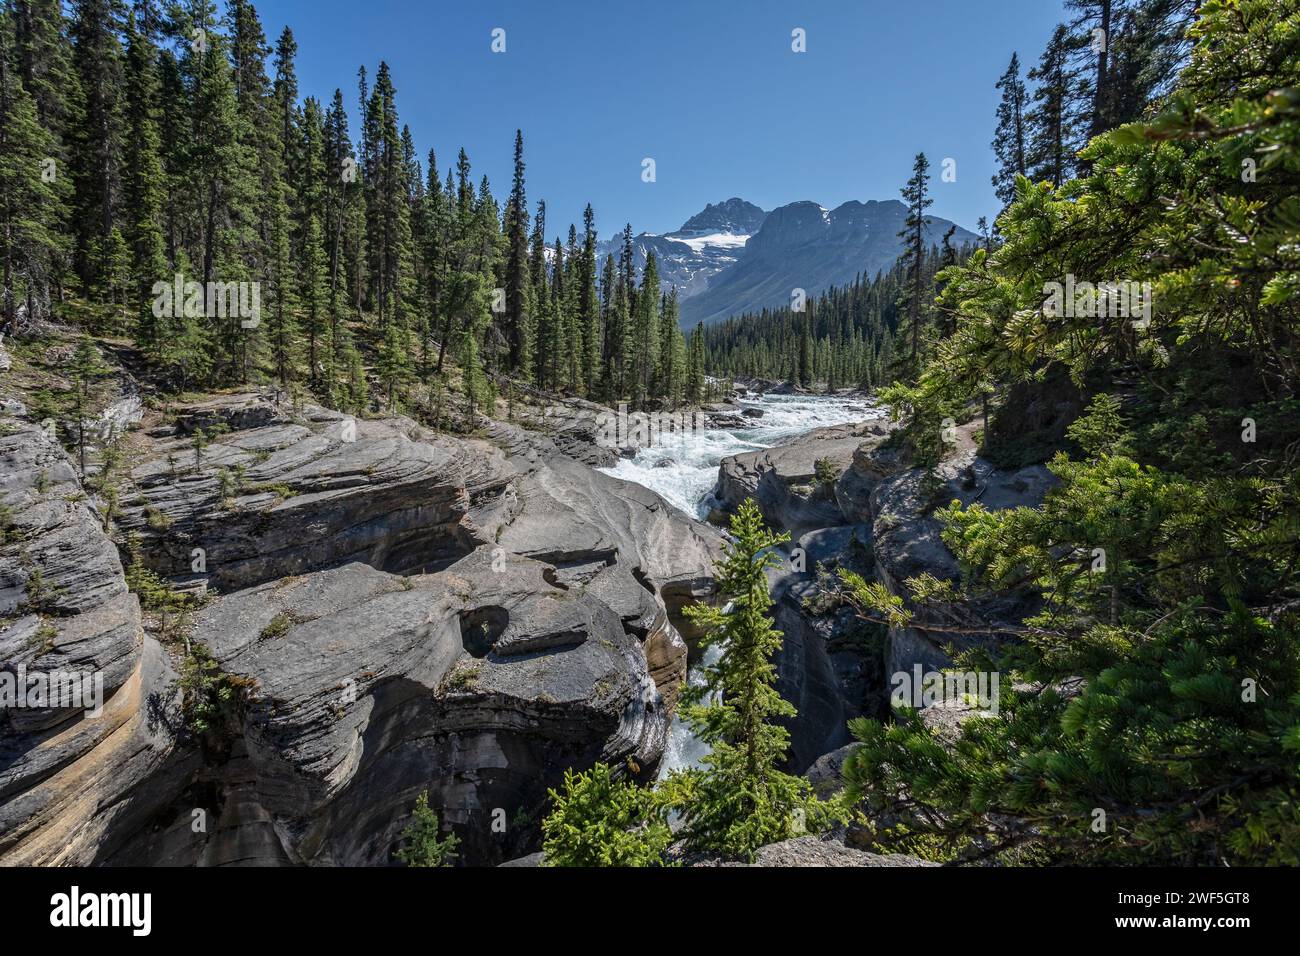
[579, 204, 600, 395]
[264, 177, 297, 387]
[671, 499, 822, 860]
[1026, 25, 1086, 187]
[503, 129, 531, 378]
[300, 213, 329, 389]
[395, 791, 459, 867]
[657, 288, 686, 406]
[598, 253, 620, 400]
[991, 52, 1028, 208]
[798, 308, 813, 387]
[686, 321, 706, 404]
[67, 0, 124, 292]
[631, 250, 659, 407]
[896, 152, 932, 371]
[0, 11, 68, 327]
[66, 337, 109, 477]
[272, 26, 298, 184]
[121, 14, 168, 360]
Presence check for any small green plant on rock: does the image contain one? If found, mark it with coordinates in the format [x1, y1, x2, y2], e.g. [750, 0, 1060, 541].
[814, 456, 839, 488]
[178, 641, 256, 737]
[542, 763, 675, 867]
[259, 611, 297, 640]
[29, 621, 58, 655]
[396, 790, 460, 867]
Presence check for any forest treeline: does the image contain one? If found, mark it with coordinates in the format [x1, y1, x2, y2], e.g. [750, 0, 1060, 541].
[0, 0, 714, 421]
[0, 1, 1204, 419]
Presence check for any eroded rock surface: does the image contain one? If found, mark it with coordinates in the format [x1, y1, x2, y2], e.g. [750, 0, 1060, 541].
[710, 835, 937, 867]
[714, 421, 880, 538]
[2, 388, 723, 866]
[0, 421, 181, 865]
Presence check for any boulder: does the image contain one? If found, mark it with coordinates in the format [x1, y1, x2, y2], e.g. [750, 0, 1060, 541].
[511, 396, 640, 468]
[834, 423, 907, 524]
[714, 421, 878, 538]
[804, 744, 857, 799]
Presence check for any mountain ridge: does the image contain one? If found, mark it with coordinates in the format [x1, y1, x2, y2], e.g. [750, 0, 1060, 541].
[595, 196, 978, 327]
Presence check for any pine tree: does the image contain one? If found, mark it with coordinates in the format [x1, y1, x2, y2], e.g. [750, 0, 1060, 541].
[991, 52, 1028, 208]
[579, 204, 600, 395]
[395, 791, 459, 867]
[182, 3, 258, 381]
[363, 62, 414, 335]
[541, 763, 674, 867]
[798, 308, 812, 387]
[503, 129, 531, 378]
[121, 13, 167, 360]
[12, 0, 77, 298]
[657, 288, 686, 406]
[299, 213, 329, 389]
[896, 152, 932, 370]
[671, 500, 822, 860]
[1026, 24, 1086, 187]
[66, 337, 109, 477]
[598, 253, 620, 400]
[68, 0, 124, 292]
[457, 315, 485, 425]
[264, 177, 297, 387]
[272, 26, 298, 185]
[377, 311, 409, 409]
[631, 250, 659, 407]
[323, 88, 356, 385]
[844, 0, 1300, 865]
[686, 321, 706, 404]
[12, 0, 78, 134]
[0, 11, 68, 327]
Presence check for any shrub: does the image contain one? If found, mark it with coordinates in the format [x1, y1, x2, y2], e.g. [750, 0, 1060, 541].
[541, 763, 674, 867]
[396, 791, 460, 867]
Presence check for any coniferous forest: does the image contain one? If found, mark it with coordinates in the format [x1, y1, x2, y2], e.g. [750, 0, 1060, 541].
[2, 0, 1300, 913]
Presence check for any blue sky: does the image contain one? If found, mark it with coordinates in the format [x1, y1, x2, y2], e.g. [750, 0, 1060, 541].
[253, 0, 1070, 240]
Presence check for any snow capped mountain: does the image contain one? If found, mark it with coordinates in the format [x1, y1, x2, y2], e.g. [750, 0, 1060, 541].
[595, 198, 767, 299]
[585, 196, 977, 327]
[679, 199, 979, 326]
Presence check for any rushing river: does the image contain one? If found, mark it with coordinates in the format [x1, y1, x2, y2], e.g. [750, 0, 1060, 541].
[596, 392, 880, 778]
[599, 393, 880, 521]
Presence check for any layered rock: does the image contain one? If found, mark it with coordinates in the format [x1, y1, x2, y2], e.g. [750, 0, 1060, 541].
[112, 550, 665, 866]
[0, 420, 181, 865]
[767, 524, 882, 772]
[3, 387, 724, 866]
[713, 421, 879, 538]
[116, 393, 510, 591]
[834, 422, 906, 524]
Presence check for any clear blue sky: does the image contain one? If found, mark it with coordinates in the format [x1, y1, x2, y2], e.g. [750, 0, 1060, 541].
[251, 0, 1069, 240]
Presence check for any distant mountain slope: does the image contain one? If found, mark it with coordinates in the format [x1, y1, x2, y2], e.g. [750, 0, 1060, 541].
[596, 198, 766, 298]
[678, 199, 978, 326]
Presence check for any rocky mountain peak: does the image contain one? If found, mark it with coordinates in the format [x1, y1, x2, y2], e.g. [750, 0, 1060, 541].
[677, 198, 767, 236]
